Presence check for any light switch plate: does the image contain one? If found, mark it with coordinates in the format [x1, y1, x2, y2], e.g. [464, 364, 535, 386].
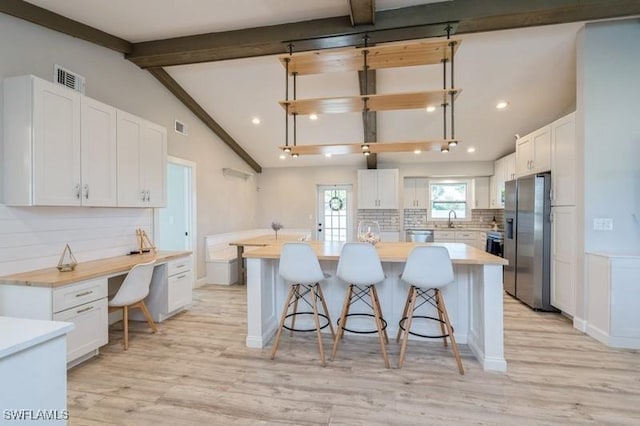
[593, 218, 614, 231]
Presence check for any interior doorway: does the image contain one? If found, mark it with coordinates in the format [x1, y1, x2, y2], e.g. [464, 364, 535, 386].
[316, 185, 353, 242]
[155, 157, 197, 256]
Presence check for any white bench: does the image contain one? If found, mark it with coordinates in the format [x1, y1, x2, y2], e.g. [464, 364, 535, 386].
[205, 228, 311, 285]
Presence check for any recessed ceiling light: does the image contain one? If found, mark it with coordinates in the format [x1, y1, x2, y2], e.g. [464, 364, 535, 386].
[251, 117, 261, 125]
[413, 149, 422, 154]
[279, 154, 286, 160]
[425, 105, 436, 113]
[496, 101, 509, 110]
[467, 147, 476, 153]
[325, 153, 332, 158]
[309, 113, 319, 121]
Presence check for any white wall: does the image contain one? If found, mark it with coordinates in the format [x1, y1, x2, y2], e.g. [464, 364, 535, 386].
[0, 14, 259, 278]
[575, 18, 640, 321]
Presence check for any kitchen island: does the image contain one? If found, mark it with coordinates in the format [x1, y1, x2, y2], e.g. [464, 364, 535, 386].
[244, 241, 509, 372]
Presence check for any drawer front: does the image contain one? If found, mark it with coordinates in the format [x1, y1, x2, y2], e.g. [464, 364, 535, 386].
[455, 231, 477, 241]
[434, 231, 455, 240]
[53, 278, 107, 313]
[168, 270, 193, 313]
[168, 256, 192, 277]
[53, 298, 108, 363]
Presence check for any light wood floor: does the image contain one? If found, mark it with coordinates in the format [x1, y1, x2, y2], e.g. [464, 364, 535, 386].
[68, 285, 640, 425]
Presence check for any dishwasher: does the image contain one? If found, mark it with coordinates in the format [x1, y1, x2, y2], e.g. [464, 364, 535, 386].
[406, 229, 434, 243]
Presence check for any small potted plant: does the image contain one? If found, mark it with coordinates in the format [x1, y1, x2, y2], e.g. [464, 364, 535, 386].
[271, 221, 283, 239]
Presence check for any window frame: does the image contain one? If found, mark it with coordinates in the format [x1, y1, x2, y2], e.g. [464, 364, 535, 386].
[427, 178, 472, 222]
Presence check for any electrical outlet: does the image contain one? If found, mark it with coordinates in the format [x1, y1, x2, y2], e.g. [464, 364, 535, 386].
[593, 218, 614, 231]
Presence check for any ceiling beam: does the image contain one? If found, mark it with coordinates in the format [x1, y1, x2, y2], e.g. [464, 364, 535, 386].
[147, 68, 262, 173]
[358, 69, 377, 169]
[0, 0, 131, 53]
[349, 0, 375, 26]
[126, 0, 640, 68]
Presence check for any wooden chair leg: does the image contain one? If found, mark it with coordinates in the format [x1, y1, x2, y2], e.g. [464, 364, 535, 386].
[435, 289, 448, 347]
[289, 284, 300, 337]
[371, 285, 388, 344]
[398, 287, 417, 368]
[137, 301, 158, 333]
[310, 286, 326, 366]
[123, 305, 129, 350]
[271, 285, 295, 360]
[437, 290, 464, 375]
[370, 286, 390, 369]
[331, 285, 353, 360]
[396, 286, 413, 343]
[316, 283, 335, 339]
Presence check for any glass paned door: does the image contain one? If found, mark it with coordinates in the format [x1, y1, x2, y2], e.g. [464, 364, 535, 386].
[317, 185, 353, 242]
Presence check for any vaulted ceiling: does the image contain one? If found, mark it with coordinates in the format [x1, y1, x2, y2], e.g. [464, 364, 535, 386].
[7, 1, 640, 172]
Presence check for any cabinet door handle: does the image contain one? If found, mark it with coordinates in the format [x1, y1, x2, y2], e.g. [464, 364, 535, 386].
[75, 290, 93, 297]
[175, 264, 185, 269]
[141, 190, 146, 201]
[77, 306, 94, 314]
[147, 190, 151, 202]
[84, 184, 89, 199]
[75, 184, 81, 199]
[176, 274, 187, 279]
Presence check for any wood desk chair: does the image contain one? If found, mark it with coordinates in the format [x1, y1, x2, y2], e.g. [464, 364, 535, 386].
[332, 242, 390, 368]
[271, 243, 335, 366]
[397, 246, 464, 374]
[108, 260, 157, 350]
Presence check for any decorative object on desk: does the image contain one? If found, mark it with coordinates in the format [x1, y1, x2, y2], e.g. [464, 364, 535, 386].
[57, 244, 78, 272]
[135, 229, 156, 253]
[271, 221, 283, 239]
[357, 220, 381, 245]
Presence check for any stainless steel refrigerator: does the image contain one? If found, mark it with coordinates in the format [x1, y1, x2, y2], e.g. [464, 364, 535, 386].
[503, 173, 556, 311]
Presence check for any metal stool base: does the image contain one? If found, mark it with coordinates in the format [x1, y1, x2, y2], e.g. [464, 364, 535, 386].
[398, 315, 452, 339]
[283, 311, 330, 333]
[337, 313, 388, 334]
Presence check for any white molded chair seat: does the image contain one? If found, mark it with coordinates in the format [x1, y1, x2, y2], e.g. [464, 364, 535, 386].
[397, 246, 464, 374]
[108, 260, 158, 350]
[271, 243, 335, 366]
[332, 242, 390, 368]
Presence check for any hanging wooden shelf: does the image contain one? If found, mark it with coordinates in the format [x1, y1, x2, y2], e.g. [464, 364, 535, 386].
[279, 38, 461, 76]
[280, 90, 461, 115]
[279, 140, 459, 156]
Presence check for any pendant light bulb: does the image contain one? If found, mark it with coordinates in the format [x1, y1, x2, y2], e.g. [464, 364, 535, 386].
[363, 151, 371, 156]
[361, 144, 370, 151]
[291, 153, 299, 158]
[448, 140, 458, 148]
[283, 147, 291, 153]
[441, 146, 449, 153]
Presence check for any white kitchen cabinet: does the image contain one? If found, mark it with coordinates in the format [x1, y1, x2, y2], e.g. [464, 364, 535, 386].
[516, 125, 551, 177]
[550, 112, 576, 206]
[493, 157, 506, 208]
[357, 169, 399, 209]
[505, 153, 516, 182]
[550, 206, 576, 316]
[138, 255, 193, 322]
[81, 97, 118, 206]
[434, 230, 478, 247]
[53, 298, 109, 364]
[477, 231, 487, 250]
[403, 177, 429, 209]
[3, 74, 81, 206]
[117, 110, 167, 207]
[472, 177, 490, 209]
[586, 253, 640, 349]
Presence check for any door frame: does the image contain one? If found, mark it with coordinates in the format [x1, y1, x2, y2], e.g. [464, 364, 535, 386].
[154, 156, 197, 268]
[316, 184, 354, 242]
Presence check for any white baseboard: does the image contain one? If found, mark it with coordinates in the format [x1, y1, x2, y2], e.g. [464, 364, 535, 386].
[195, 277, 208, 288]
[573, 316, 588, 332]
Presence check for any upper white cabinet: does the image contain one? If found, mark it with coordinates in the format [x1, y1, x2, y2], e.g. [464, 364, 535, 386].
[116, 111, 167, 208]
[3, 75, 165, 208]
[505, 153, 516, 182]
[516, 125, 551, 177]
[357, 169, 399, 209]
[403, 177, 428, 209]
[489, 153, 515, 209]
[550, 112, 576, 206]
[472, 177, 490, 209]
[3, 75, 81, 206]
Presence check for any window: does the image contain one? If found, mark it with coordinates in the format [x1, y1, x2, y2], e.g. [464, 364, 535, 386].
[429, 180, 470, 220]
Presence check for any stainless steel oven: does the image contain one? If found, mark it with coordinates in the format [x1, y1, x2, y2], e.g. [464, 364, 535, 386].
[406, 229, 434, 243]
[485, 231, 504, 257]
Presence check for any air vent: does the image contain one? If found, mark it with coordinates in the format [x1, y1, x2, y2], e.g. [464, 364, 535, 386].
[54, 65, 85, 94]
[175, 120, 188, 136]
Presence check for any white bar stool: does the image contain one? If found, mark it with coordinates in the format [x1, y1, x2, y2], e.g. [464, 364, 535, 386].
[397, 246, 464, 374]
[270, 242, 335, 366]
[331, 242, 390, 368]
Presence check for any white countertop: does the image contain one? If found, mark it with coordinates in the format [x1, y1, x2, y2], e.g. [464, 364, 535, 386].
[0, 316, 74, 359]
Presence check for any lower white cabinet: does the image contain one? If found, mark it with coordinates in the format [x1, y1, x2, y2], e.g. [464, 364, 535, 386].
[586, 253, 640, 349]
[434, 230, 483, 249]
[139, 255, 193, 322]
[53, 298, 108, 363]
[551, 206, 576, 316]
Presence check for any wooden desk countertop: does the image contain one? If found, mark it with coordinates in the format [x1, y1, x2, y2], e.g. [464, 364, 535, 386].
[0, 251, 191, 288]
[243, 241, 508, 266]
[228, 234, 308, 247]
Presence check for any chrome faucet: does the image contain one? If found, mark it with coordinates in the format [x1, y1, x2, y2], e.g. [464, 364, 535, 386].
[448, 210, 457, 228]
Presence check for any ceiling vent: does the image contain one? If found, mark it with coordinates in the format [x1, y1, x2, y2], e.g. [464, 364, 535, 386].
[54, 65, 85, 94]
[174, 120, 188, 136]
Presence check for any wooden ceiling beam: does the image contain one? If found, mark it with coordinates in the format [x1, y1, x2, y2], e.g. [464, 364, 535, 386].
[349, 0, 375, 26]
[0, 0, 131, 53]
[125, 0, 640, 68]
[147, 68, 262, 173]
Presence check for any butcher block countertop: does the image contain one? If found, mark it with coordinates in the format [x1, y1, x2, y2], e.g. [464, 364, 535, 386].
[243, 241, 508, 265]
[0, 250, 191, 288]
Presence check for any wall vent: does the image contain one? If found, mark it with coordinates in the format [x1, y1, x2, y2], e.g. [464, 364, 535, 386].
[54, 65, 85, 94]
[175, 120, 188, 136]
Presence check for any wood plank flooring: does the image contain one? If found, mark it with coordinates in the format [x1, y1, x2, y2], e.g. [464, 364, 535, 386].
[67, 285, 640, 425]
